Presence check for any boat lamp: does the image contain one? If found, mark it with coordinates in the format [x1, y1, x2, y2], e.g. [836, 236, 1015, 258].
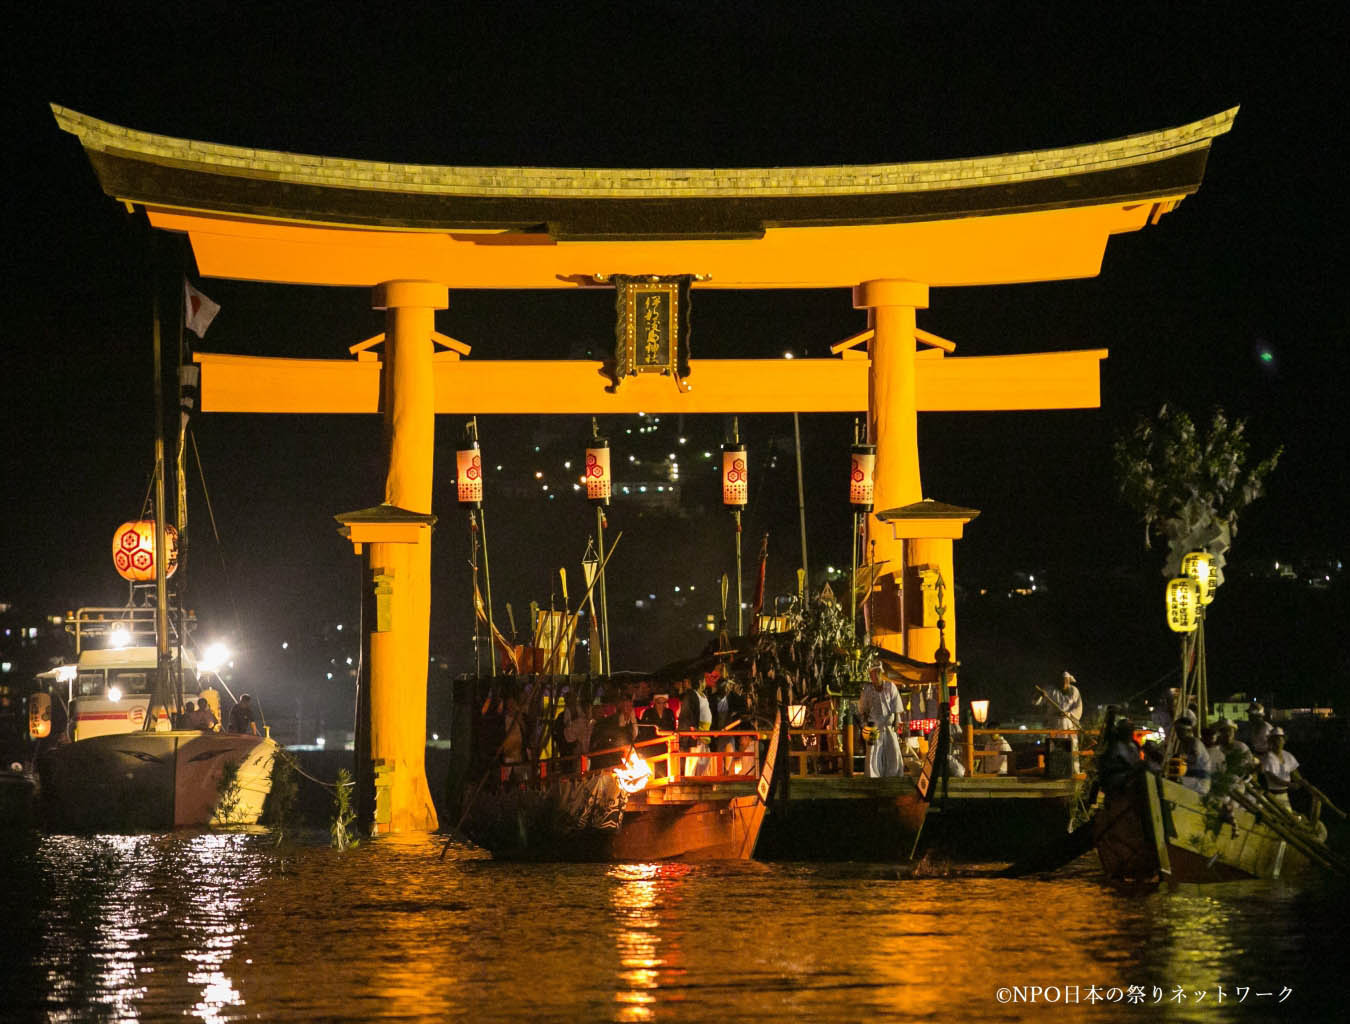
[614, 750, 652, 794]
[970, 699, 990, 725]
[112, 520, 179, 581]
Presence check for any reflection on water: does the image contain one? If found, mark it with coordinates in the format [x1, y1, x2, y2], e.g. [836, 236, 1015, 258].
[1, 831, 1347, 1022]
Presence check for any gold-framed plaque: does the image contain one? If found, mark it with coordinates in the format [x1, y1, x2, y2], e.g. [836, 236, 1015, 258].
[614, 276, 687, 380]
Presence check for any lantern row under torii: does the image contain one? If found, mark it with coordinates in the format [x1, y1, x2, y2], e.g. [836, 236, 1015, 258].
[53, 104, 1237, 833]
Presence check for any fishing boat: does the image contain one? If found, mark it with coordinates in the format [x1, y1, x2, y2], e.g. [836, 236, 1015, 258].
[459, 716, 780, 861]
[36, 606, 278, 831]
[1093, 765, 1346, 882]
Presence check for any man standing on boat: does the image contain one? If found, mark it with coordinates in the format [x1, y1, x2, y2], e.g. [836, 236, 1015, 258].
[1207, 718, 1254, 781]
[1035, 672, 1083, 774]
[1246, 702, 1273, 758]
[227, 694, 258, 736]
[1171, 713, 1212, 795]
[1260, 727, 1304, 813]
[859, 667, 902, 778]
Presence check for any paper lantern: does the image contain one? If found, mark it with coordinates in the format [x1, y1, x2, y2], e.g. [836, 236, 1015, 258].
[585, 439, 611, 504]
[849, 444, 876, 510]
[1181, 550, 1216, 606]
[970, 699, 990, 725]
[456, 442, 483, 507]
[722, 443, 748, 508]
[112, 520, 178, 581]
[1165, 577, 1200, 633]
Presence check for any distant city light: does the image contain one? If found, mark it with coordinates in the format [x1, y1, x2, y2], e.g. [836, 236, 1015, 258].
[281, 641, 288, 650]
[783, 350, 794, 359]
[336, 624, 343, 631]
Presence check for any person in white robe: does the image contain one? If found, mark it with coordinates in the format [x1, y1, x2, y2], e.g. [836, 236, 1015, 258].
[859, 668, 902, 778]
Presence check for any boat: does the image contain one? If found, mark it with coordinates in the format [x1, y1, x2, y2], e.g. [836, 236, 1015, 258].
[1093, 765, 1346, 882]
[458, 715, 780, 861]
[36, 606, 278, 831]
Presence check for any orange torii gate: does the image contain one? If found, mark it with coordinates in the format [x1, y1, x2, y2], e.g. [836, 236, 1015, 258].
[54, 104, 1236, 833]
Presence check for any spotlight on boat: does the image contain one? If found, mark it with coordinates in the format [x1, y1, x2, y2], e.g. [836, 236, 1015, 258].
[106, 685, 123, 702]
[614, 750, 652, 794]
[109, 626, 130, 649]
[199, 642, 231, 674]
[56, 664, 77, 684]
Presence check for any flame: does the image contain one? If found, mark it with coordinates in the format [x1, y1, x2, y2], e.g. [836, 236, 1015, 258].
[614, 750, 652, 793]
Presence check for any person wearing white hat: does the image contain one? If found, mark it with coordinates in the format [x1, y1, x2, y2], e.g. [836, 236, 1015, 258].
[859, 665, 902, 778]
[1171, 715, 1212, 795]
[1260, 727, 1304, 812]
[1034, 671, 1083, 773]
[1207, 717, 1254, 781]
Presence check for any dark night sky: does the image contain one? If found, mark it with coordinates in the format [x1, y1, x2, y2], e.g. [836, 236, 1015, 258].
[6, 3, 1348, 711]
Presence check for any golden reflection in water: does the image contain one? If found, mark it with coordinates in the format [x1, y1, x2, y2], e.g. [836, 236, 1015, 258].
[182, 833, 248, 1024]
[90, 836, 150, 1022]
[369, 833, 460, 1017]
[608, 862, 690, 1021]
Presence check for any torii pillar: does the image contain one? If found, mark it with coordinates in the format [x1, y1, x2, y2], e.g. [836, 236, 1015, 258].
[361, 280, 446, 833]
[854, 280, 946, 662]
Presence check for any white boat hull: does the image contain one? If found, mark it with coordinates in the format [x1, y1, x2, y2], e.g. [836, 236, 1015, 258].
[39, 731, 277, 831]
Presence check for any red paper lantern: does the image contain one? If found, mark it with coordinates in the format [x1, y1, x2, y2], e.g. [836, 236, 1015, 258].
[585, 439, 611, 504]
[849, 444, 876, 511]
[456, 441, 483, 507]
[722, 443, 748, 508]
[112, 520, 178, 581]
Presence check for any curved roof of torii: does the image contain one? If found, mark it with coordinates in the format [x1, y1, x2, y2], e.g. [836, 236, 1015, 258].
[52, 104, 1236, 289]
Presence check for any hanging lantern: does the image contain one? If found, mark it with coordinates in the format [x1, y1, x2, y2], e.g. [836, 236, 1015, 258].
[112, 520, 178, 581]
[585, 438, 611, 504]
[29, 691, 52, 740]
[722, 443, 748, 508]
[849, 443, 876, 511]
[1181, 550, 1216, 606]
[456, 440, 483, 507]
[1165, 577, 1201, 633]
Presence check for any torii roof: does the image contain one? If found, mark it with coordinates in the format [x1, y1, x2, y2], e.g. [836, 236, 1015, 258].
[51, 105, 1236, 288]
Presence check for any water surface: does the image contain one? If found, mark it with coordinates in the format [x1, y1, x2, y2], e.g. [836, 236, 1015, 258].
[2, 831, 1345, 1022]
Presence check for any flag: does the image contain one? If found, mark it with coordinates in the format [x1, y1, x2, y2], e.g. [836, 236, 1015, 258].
[750, 533, 768, 635]
[474, 577, 520, 673]
[184, 279, 220, 338]
[178, 363, 201, 432]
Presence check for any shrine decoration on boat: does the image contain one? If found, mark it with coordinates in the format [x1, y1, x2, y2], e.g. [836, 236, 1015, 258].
[849, 443, 876, 510]
[722, 442, 748, 508]
[1181, 550, 1217, 605]
[456, 440, 483, 507]
[1165, 577, 1201, 633]
[585, 438, 612, 504]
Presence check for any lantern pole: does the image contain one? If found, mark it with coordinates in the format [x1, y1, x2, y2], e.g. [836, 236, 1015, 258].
[591, 418, 612, 677]
[793, 411, 809, 609]
[150, 255, 172, 730]
[732, 417, 744, 637]
[474, 420, 498, 679]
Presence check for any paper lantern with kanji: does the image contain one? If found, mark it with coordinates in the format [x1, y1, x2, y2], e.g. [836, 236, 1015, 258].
[112, 520, 178, 581]
[456, 441, 483, 507]
[721, 443, 748, 508]
[1181, 550, 1217, 606]
[849, 444, 876, 511]
[585, 439, 611, 504]
[1165, 577, 1200, 633]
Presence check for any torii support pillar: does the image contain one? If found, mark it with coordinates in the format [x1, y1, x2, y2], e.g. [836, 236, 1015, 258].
[854, 279, 946, 661]
[363, 280, 447, 833]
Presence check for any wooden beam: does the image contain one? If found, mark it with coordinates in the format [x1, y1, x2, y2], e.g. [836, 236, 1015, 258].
[196, 349, 1106, 415]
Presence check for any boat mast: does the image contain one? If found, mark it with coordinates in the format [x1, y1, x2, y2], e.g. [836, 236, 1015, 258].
[149, 247, 172, 730]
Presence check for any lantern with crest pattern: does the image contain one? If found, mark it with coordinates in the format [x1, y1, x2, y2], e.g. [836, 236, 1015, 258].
[456, 440, 483, 507]
[112, 520, 178, 581]
[585, 438, 611, 505]
[849, 443, 876, 511]
[721, 443, 748, 508]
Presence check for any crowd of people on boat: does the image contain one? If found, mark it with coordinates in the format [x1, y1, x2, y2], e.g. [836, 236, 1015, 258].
[1099, 698, 1317, 822]
[171, 693, 257, 735]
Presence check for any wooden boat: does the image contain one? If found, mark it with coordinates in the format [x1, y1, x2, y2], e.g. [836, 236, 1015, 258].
[460, 720, 779, 861]
[1093, 767, 1345, 882]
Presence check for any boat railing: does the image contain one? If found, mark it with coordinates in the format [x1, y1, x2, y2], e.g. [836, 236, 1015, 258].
[960, 726, 1096, 778]
[497, 730, 763, 787]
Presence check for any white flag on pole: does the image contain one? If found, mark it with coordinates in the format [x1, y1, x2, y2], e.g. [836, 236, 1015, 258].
[184, 279, 220, 338]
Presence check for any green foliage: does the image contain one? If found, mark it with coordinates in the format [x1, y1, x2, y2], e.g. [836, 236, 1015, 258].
[213, 760, 243, 826]
[330, 768, 359, 850]
[260, 749, 299, 842]
[1113, 405, 1282, 580]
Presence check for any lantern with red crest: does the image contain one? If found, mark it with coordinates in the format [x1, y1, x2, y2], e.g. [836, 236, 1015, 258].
[112, 520, 179, 581]
[721, 442, 748, 508]
[585, 438, 611, 505]
[456, 439, 483, 508]
[849, 443, 876, 511]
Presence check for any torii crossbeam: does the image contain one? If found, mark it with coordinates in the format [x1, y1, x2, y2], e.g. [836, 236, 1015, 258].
[54, 104, 1236, 833]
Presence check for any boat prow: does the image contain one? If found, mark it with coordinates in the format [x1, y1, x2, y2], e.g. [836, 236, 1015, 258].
[39, 731, 278, 832]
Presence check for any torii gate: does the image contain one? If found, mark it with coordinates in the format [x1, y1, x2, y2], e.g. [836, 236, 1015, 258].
[54, 104, 1235, 833]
